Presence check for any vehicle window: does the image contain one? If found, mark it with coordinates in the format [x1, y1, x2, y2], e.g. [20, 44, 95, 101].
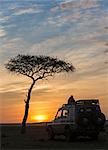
[63, 109, 69, 117]
[86, 108, 92, 112]
[56, 109, 62, 119]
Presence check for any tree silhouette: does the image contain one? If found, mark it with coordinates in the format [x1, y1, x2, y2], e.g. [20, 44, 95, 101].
[5, 54, 75, 133]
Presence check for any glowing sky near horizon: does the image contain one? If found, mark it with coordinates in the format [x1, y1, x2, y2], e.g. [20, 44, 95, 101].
[0, 0, 108, 123]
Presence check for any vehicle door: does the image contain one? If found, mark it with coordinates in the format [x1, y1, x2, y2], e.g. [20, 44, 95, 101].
[52, 108, 69, 134]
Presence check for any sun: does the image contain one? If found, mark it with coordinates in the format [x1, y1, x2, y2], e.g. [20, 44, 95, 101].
[31, 115, 47, 122]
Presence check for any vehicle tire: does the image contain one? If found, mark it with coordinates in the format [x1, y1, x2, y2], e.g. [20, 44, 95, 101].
[94, 113, 106, 130]
[77, 113, 89, 127]
[90, 133, 99, 140]
[64, 128, 72, 142]
[98, 113, 106, 125]
[47, 126, 55, 140]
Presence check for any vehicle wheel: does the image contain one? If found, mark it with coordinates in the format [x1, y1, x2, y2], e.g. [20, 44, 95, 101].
[98, 113, 106, 126]
[47, 126, 55, 140]
[64, 128, 72, 142]
[90, 133, 99, 140]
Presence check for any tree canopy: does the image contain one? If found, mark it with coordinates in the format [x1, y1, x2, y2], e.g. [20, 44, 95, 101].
[5, 54, 75, 81]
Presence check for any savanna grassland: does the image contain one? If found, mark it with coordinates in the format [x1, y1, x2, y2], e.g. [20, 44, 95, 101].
[1, 122, 108, 150]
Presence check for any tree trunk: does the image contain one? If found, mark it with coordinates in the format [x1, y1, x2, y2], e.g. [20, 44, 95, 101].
[21, 80, 35, 134]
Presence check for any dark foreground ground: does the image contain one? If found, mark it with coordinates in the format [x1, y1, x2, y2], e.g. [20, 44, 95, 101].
[1, 123, 108, 150]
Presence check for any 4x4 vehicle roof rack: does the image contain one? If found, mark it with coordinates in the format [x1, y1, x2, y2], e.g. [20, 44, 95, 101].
[76, 99, 99, 105]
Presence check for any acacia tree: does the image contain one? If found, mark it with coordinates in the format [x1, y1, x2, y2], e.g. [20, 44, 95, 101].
[5, 54, 75, 133]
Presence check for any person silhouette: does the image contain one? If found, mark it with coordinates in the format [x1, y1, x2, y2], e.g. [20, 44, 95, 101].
[68, 95, 75, 104]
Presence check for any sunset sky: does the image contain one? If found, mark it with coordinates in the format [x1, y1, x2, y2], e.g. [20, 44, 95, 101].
[0, 0, 108, 123]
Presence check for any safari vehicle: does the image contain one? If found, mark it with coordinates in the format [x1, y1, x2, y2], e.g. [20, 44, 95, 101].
[46, 96, 106, 141]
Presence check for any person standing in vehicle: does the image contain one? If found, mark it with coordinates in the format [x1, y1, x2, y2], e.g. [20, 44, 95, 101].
[68, 95, 75, 104]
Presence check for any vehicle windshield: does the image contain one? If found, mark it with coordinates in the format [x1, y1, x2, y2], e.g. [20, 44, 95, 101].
[55, 108, 62, 119]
